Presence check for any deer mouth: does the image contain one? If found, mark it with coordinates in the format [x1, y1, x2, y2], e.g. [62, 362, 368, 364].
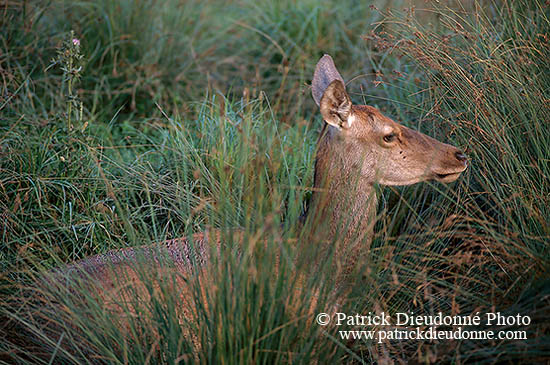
[433, 170, 464, 183]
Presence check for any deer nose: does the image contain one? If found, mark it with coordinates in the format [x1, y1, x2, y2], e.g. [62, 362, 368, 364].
[455, 151, 467, 162]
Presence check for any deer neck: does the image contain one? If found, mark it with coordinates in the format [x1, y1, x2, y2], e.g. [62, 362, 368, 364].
[309, 125, 378, 250]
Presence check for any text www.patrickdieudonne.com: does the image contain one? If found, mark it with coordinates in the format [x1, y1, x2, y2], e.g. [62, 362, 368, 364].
[315, 312, 529, 344]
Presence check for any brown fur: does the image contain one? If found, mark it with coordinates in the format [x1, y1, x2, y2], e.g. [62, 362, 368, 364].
[31, 54, 467, 356]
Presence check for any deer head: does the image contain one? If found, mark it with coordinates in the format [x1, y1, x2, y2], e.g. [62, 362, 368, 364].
[308, 55, 469, 253]
[312, 54, 467, 188]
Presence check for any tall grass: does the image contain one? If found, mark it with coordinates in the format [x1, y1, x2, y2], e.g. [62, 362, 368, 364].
[1, 0, 549, 363]
[370, 0, 549, 282]
[359, 1, 550, 360]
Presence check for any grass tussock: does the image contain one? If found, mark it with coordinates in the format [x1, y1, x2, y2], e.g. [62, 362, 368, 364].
[1, 0, 549, 363]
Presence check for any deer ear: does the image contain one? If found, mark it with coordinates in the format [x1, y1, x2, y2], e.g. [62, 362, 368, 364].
[320, 80, 352, 129]
[312, 54, 345, 106]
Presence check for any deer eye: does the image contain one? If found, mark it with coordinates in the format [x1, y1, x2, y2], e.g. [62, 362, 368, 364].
[383, 133, 396, 143]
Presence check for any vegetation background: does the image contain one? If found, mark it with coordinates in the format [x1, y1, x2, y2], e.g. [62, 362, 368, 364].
[0, 0, 548, 363]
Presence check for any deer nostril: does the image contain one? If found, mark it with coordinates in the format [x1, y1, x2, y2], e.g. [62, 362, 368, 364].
[455, 151, 467, 162]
